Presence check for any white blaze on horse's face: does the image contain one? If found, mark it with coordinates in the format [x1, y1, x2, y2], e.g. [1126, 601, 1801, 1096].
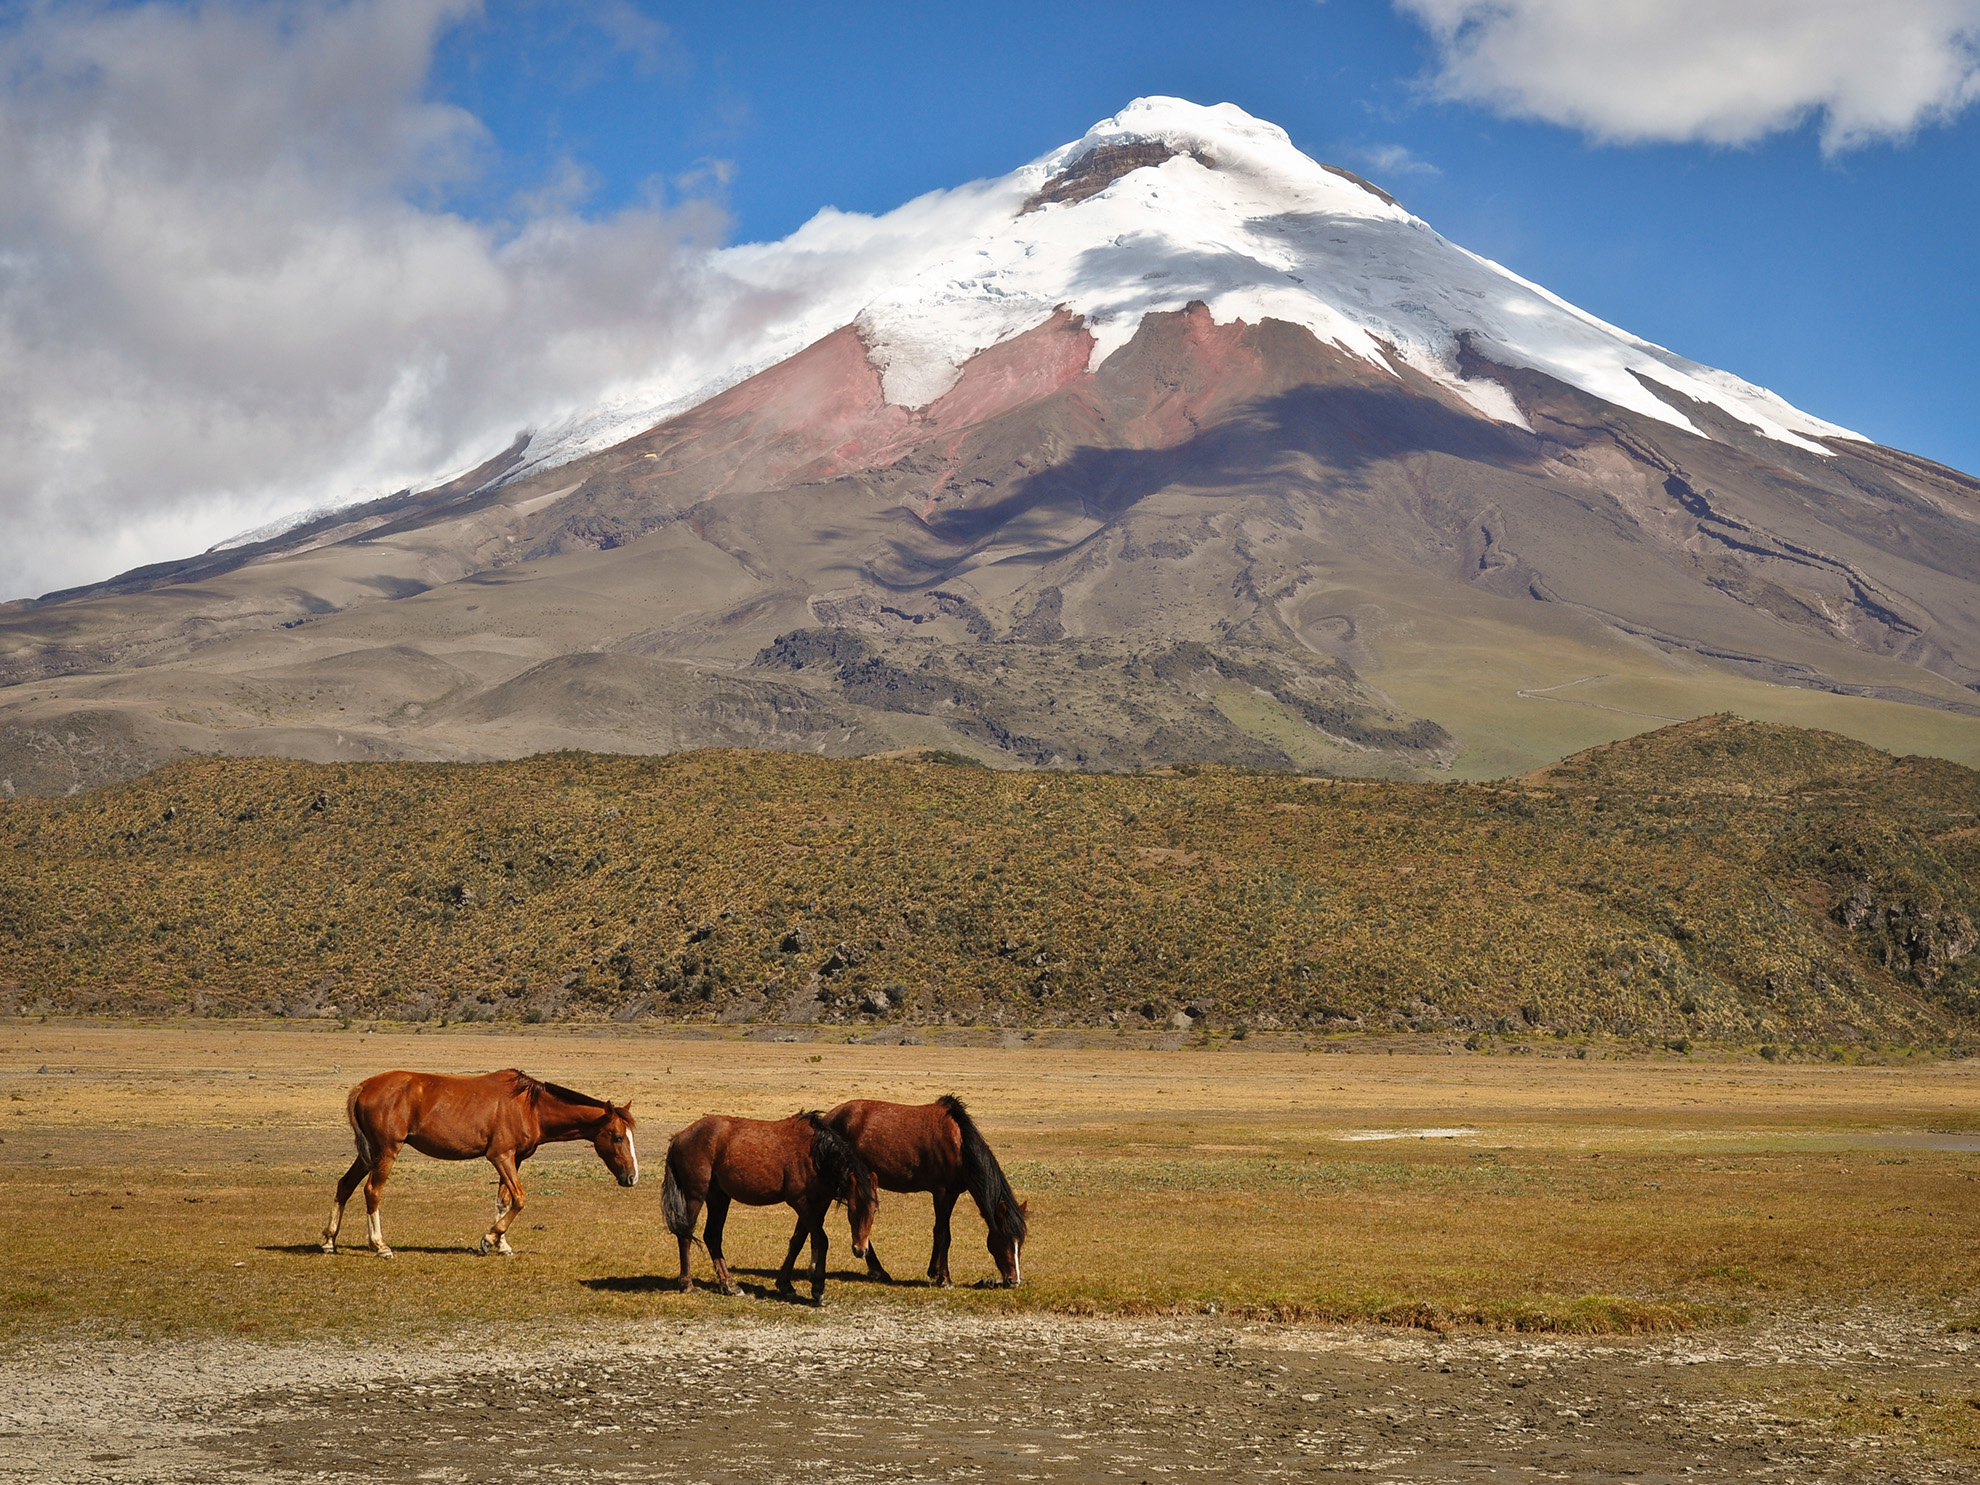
[991, 1235, 1022, 1286]
[596, 1109, 639, 1187]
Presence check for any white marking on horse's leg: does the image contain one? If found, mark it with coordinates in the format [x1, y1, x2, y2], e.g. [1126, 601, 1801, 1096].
[484, 1195, 515, 1255]
[322, 1199, 345, 1252]
[366, 1208, 392, 1257]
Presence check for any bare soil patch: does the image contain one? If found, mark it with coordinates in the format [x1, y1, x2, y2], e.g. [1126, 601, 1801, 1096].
[3, 1311, 1977, 1483]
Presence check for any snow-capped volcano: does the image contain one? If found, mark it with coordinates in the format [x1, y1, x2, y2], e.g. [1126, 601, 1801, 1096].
[503, 96, 1853, 488]
[850, 97, 1854, 453]
[8, 97, 1979, 796]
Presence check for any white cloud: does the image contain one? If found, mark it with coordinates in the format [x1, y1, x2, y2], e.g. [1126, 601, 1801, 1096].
[1398, 0, 1980, 150]
[0, 0, 1004, 601]
[1347, 142, 1440, 176]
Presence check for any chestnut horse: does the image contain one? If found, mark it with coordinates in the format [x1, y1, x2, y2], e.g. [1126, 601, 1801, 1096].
[801, 1095, 1027, 1287]
[660, 1111, 877, 1304]
[321, 1068, 637, 1257]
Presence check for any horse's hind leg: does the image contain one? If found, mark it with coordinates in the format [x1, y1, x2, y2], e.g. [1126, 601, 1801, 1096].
[362, 1146, 400, 1257]
[928, 1188, 961, 1287]
[778, 1213, 810, 1296]
[673, 1201, 703, 1294]
[704, 1189, 739, 1296]
[322, 1157, 368, 1253]
[478, 1152, 524, 1256]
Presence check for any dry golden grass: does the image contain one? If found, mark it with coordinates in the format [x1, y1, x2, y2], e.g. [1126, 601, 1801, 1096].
[9, 718, 1978, 1048]
[4, 1021, 1979, 1345]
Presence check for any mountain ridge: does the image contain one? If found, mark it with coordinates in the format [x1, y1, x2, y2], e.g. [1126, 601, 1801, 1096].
[3, 98, 1978, 795]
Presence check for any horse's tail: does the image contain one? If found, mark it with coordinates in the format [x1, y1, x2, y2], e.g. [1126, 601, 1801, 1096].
[940, 1094, 1027, 1247]
[805, 1112, 873, 1208]
[345, 1083, 375, 1170]
[660, 1140, 695, 1240]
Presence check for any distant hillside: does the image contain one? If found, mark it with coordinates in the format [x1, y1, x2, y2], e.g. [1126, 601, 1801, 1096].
[2, 718, 1975, 1049]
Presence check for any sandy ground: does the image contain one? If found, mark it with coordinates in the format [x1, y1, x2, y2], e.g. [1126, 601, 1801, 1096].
[3, 1308, 1977, 1484]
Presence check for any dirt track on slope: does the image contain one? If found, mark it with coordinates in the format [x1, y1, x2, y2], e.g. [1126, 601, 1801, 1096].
[4, 1309, 1976, 1484]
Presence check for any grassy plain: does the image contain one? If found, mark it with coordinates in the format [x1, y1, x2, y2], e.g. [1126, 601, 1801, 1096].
[4, 1021, 1978, 1347]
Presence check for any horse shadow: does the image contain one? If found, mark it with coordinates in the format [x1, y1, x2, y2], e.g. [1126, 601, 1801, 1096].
[579, 1268, 872, 1305]
[258, 1243, 481, 1257]
[579, 1275, 678, 1295]
[580, 1273, 816, 1305]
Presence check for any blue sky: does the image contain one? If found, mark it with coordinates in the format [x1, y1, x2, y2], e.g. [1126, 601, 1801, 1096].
[433, 0, 1980, 475]
[2, 0, 1976, 599]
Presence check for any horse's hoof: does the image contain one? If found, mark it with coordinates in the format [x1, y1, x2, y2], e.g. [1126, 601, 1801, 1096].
[476, 1237, 491, 1255]
[495, 1243, 515, 1257]
[677, 1278, 694, 1294]
[372, 1247, 394, 1259]
[721, 1283, 742, 1298]
[937, 1277, 954, 1290]
[320, 1242, 335, 1255]
[812, 1293, 826, 1308]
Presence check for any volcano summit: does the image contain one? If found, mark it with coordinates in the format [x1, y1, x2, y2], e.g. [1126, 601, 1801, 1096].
[4, 98, 1978, 794]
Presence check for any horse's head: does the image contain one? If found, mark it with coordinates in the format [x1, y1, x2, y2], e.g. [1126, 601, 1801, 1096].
[810, 1115, 879, 1259]
[988, 1197, 1028, 1287]
[591, 1103, 639, 1187]
[846, 1164, 880, 1260]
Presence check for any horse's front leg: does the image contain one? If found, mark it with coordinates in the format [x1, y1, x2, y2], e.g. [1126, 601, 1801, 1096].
[808, 1206, 830, 1306]
[478, 1152, 525, 1256]
[928, 1188, 961, 1287]
[322, 1156, 368, 1253]
[861, 1234, 893, 1283]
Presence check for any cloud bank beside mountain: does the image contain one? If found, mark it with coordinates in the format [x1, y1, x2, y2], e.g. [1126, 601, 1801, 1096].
[0, 0, 998, 602]
[1401, 0, 1980, 150]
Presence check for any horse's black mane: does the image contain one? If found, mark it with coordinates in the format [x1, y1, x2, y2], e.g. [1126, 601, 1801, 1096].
[801, 1109, 873, 1205]
[939, 1094, 1027, 1246]
[507, 1070, 615, 1114]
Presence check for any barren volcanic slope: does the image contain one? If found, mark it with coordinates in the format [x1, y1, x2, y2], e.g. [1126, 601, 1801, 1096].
[5, 99, 1980, 794]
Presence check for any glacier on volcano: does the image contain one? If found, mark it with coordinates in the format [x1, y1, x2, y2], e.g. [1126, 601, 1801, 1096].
[506, 96, 1859, 488]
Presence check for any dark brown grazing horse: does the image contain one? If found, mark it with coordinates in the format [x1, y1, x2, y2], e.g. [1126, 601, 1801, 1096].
[660, 1112, 877, 1304]
[800, 1095, 1027, 1287]
[322, 1069, 637, 1257]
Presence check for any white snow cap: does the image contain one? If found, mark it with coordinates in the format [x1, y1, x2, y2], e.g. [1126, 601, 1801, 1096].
[855, 97, 1859, 454]
[504, 95, 1857, 486]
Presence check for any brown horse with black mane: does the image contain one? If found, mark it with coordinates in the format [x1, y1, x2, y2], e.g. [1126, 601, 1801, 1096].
[660, 1111, 877, 1304]
[801, 1095, 1027, 1287]
[321, 1069, 637, 1258]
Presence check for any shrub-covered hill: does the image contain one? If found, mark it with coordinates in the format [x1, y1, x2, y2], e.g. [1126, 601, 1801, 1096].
[2, 717, 1976, 1047]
